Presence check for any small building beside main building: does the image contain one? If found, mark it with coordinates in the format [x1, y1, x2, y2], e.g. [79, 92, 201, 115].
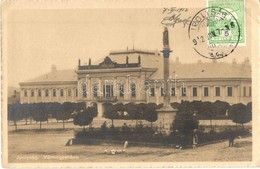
[19, 49, 252, 117]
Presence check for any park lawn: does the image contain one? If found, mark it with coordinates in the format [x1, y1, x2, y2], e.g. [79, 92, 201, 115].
[8, 129, 252, 163]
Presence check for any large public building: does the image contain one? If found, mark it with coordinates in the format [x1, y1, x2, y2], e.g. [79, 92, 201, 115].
[19, 49, 252, 117]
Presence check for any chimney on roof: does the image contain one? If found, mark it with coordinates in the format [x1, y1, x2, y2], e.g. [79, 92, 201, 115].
[51, 65, 57, 72]
[138, 55, 141, 64]
[78, 59, 81, 67]
[126, 56, 129, 67]
[89, 58, 91, 66]
[241, 57, 250, 69]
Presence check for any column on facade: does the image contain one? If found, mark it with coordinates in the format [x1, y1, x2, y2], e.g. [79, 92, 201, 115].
[113, 77, 117, 97]
[34, 88, 37, 103]
[64, 87, 67, 102]
[187, 86, 191, 101]
[50, 87, 52, 102]
[86, 76, 91, 100]
[98, 78, 102, 97]
[41, 88, 44, 103]
[198, 86, 202, 100]
[210, 85, 214, 102]
[236, 85, 240, 103]
[156, 87, 160, 105]
[176, 86, 180, 102]
[237, 85, 242, 103]
[136, 77, 141, 102]
[124, 76, 129, 101]
[73, 87, 76, 102]
[222, 86, 226, 100]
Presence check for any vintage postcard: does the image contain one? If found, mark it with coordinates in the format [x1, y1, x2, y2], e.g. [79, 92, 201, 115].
[1, 0, 259, 168]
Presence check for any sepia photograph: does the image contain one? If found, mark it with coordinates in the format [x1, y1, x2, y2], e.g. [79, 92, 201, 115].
[2, 0, 259, 167]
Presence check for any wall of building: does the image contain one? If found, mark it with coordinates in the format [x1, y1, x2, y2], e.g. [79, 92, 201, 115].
[20, 82, 77, 104]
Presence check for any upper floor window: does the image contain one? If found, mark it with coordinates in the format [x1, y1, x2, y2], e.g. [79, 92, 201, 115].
[45, 89, 49, 97]
[68, 89, 72, 97]
[204, 87, 209, 97]
[181, 87, 186, 96]
[119, 84, 124, 97]
[60, 89, 64, 97]
[24, 90, 28, 97]
[31, 90, 34, 97]
[215, 87, 220, 97]
[75, 89, 78, 97]
[227, 87, 232, 97]
[82, 84, 87, 98]
[53, 89, 56, 97]
[243, 87, 246, 97]
[150, 87, 155, 96]
[38, 89, 41, 97]
[192, 87, 197, 97]
[93, 86, 98, 97]
[171, 88, 175, 96]
[131, 83, 136, 97]
[161, 87, 164, 96]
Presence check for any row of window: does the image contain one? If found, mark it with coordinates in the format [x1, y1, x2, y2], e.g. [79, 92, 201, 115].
[24, 86, 251, 98]
[81, 84, 136, 98]
[24, 89, 77, 97]
[151, 86, 252, 97]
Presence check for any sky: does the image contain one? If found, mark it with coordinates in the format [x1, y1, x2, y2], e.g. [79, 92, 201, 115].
[5, 7, 251, 88]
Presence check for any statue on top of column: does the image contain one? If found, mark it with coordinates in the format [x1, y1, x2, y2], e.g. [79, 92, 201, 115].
[163, 27, 169, 49]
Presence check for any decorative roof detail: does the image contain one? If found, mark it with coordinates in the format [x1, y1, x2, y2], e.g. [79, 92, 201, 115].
[78, 56, 140, 70]
[99, 56, 117, 68]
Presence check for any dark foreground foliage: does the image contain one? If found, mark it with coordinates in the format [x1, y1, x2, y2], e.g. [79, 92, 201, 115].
[74, 124, 251, 147]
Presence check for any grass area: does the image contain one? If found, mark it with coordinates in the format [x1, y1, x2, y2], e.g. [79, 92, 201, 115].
[8, 129, 252, 163]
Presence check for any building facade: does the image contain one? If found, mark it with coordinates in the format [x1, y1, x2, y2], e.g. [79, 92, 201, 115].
[20, 49, 252, 117]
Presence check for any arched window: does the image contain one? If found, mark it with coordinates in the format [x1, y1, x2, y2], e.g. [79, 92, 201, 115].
[45, 89, 49, 97]
[31, 89, 34, 97]
[38, 89, 41, 97]
[60, 89, 64, 97]
[24, 90, 28, 97]
[131, 83, 136, 97]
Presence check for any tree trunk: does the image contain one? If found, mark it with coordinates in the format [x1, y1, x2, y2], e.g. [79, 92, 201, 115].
[242, 123, 244, 130]
[30, 117, 32, 124]
[25, 117, 28, 125]
[40, 121, 42, 130]
[210, 118, 213, 130]
[151, 121, 153, 128]
[63, 120, 65, 129]
[112, 119, 114, 126]
[14, 121, 17, 131]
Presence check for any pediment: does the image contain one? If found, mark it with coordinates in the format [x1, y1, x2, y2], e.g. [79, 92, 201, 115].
[99, 56, 117, 68]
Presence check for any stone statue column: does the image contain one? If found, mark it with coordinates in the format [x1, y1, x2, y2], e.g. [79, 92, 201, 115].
[162, 27, 171, 107]
[156, 27, 178, 135]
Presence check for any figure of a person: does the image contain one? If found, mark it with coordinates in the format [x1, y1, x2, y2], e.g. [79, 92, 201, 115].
[163, 27, 169, 48]
[192, 130, 198, 149]
[228, 129, 235, 147]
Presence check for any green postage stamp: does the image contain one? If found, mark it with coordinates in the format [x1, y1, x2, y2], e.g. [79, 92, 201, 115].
[208, 0, 246, 45]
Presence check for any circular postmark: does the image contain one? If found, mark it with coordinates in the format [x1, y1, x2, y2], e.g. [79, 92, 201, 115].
[188, 7, 240, 59]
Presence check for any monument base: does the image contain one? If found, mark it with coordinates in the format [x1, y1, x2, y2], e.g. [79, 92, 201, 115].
[156, 105, 178, 135]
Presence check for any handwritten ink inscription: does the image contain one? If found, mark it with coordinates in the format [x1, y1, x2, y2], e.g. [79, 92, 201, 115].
[161, 7, 191, 28]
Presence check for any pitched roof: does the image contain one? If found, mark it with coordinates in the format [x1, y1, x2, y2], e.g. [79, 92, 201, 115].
[21, 49, 251, 85]
[106, 49, 251, 80]
[169, 62, 251, 79]
[22, 69, 77, 84]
